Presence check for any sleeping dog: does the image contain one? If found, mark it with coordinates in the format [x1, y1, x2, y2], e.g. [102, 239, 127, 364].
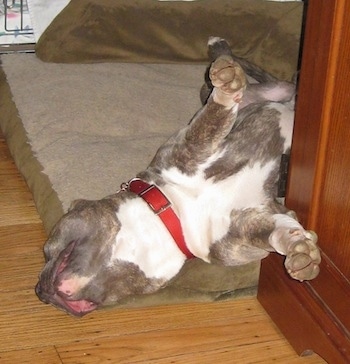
[35, 37, 321, 316]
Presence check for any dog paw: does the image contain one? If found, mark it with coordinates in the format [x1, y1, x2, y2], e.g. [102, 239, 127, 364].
[285, 231, 321, 281]
[209, 55, 247, 102]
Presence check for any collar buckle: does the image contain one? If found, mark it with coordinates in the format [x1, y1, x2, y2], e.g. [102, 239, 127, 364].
[138, 184, 172, 215]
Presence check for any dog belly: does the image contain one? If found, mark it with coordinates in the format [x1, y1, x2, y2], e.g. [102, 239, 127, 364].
[161, 159, 277, 260]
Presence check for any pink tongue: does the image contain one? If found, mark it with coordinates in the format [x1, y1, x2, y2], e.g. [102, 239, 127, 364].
[65, 299, 97, 313]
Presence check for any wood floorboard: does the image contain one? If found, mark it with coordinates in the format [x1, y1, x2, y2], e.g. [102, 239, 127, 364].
[0, 347, 62, 364]
[0, 128, 326, 363]
[0, 224, 45, 256]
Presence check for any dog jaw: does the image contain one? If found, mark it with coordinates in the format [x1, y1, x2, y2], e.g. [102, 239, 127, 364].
[35, 289, 98, 317]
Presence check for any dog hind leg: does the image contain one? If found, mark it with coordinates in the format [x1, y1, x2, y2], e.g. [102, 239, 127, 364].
[208, 37, 279, 83]
[185, 55, 247, 151]
[269, 213, 321, 281]
[201, 37, 296, 106]
[209, 209, 320, 282]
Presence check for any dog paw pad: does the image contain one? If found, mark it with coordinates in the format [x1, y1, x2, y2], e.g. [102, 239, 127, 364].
[285, 231, 321, 281]
[209, 55, 247, 98]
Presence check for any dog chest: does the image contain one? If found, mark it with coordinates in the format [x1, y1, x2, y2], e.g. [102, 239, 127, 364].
[160, 159, 278, 259]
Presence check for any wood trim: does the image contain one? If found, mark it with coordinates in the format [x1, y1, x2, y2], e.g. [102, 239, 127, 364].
[258, 254, 350, 363]
[285, 0, 338, 227]
[258, 0, 350, 362]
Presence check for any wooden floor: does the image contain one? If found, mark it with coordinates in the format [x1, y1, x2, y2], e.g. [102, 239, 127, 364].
[0, 129, 326, 364]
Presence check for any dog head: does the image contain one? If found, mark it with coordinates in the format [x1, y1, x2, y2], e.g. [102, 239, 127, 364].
[35, 194, 184, 316]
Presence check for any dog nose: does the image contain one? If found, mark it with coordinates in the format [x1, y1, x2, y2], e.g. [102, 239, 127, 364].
[35, 281, 49, 304]
[35, 281, 41, 296]
[35, 281, 45, 299]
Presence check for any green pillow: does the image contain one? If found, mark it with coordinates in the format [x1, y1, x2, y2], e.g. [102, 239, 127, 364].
[35, 0, 303, 80]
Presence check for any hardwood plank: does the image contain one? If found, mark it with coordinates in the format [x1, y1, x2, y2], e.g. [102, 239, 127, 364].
[58, 324, 323, 364]
[0, 254, 43, 292]
[0, 148, 41, 226]
[0, 224, 46, 257]
[0, 292, 269, 351]
[0, 347, 62, 364]
[0, 192, 40, 221]
[0, 208, 41, 227]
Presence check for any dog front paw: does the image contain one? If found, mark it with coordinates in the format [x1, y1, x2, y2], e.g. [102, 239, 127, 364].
[285, 231, 321, 281]
[209, 55, 247, 102]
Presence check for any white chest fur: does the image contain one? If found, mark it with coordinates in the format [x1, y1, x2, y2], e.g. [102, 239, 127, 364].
[161, 158, 277, 261]
[112, 199, 186, 280]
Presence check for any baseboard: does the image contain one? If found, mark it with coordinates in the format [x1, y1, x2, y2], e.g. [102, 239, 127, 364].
[258, 252, 350, 363]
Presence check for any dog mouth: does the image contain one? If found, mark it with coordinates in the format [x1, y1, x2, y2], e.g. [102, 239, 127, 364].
[36, 240, 99, 317]
[48, 291, 98, 317]
[35, 278, 98, 317]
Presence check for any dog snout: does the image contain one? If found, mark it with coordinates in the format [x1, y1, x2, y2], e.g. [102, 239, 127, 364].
[35, 280, 42, 296]
[35, 281, 49, 303]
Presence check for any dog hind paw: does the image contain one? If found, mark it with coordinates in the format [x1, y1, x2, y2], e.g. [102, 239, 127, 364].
[209, 56, 247, 101]
[285, 231, 321, 281]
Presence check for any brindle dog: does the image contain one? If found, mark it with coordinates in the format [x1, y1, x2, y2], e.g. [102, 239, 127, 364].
[36, 37, 320, 316]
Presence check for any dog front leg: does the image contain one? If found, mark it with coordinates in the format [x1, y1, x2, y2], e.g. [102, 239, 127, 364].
[269, 214, 321, 281]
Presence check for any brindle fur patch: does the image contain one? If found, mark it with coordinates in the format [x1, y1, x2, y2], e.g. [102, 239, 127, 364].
[209, 208, 276, 265]
[204, 104, 285, 182]
[148, 101, 238, 176]
[75, 260, 166, 306]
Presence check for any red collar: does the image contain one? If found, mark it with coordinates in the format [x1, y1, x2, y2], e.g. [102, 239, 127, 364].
[126, 178, 195, 259]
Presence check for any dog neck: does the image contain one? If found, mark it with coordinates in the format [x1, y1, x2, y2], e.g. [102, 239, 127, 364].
[125, 178, 195, 259]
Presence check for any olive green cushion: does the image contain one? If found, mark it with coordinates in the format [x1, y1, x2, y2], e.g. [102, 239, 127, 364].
[36, 0, 303, 80]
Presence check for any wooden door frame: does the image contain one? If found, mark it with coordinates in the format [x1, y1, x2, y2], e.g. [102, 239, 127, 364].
[258, 0, 350, 362]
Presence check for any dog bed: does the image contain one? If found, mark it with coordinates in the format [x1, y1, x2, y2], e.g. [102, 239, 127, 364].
[0, 0, 303, 308]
